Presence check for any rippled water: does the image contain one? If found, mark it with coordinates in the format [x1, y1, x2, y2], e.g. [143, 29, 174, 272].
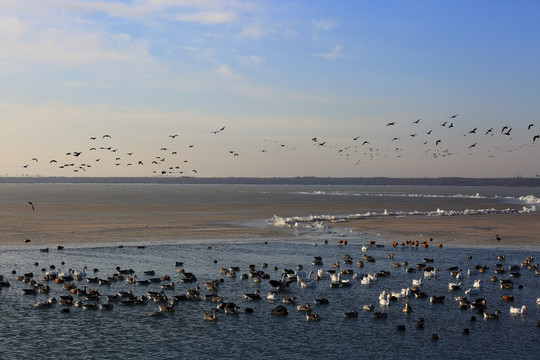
[1, 240, 538, 359]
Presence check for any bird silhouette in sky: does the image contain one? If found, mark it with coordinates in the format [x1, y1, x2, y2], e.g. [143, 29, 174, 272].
[28, 201, 35, 211]
[211, 127, 225, 134]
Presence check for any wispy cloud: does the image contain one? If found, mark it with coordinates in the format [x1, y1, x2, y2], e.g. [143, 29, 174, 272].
[316, 45, 342, 61]
[217, 64, 234, 77]
[172, 11, 237, 24]
[236, 55, 265, 70]
[312, 19, 334, 31]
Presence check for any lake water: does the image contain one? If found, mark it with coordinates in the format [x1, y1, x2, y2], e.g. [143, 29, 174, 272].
[0, 184, 539, 359]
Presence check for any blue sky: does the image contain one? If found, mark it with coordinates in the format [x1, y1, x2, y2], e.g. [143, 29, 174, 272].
[1, 0, 539, 177]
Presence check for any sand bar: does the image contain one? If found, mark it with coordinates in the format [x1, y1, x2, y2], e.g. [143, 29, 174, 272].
[1, 200, 538, 248]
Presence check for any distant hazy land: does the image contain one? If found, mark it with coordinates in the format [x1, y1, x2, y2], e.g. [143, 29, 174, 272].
[1, 176, 540, 186]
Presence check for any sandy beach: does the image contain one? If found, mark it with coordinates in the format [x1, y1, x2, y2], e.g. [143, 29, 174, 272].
[2, 201, 539, 248]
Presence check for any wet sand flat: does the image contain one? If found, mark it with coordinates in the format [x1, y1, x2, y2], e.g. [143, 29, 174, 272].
[1, 200, 538, 247]
[332, 213, 540, 247]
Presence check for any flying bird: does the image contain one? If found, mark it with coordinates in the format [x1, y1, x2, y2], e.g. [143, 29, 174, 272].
[28, 201, 35, 211]
[386, 122, 396, 126]
[211, 127, 225, 134]
[169, 134, 179, 138]
[468, 128, 477, 134]
[468, 143, 477, 149]
[436, 140, 442, 146]
[485, 128, 493, 135]
[362, 141, 370, 146]
[102, 134, 111, 138]
[533, 135, 539, 142]
[413, 118, 421, 124]
[449, 114, 458, 118]
[441, 121, 447, 127]
[528, 124, 534, 130]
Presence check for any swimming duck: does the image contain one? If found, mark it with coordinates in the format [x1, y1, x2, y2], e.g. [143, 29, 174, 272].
[82, 303, 99, 310]
[282, 297, 297, 304]
[160, 282, 175, 290]
[372, 312, 387, 319]
[99, 303, 114, 310]
[243, 289, 261, 300]
[204, 309, 217, 321]
[403, 302, 412, 314]
[314, 298, 329, 305]
[448, 282, 461, 291]
[271, 305, 288, 316]
[344, 311, 358, 318]
[430, 295, 445, 304]
[483, 310, 501, 319]
[306, 312, 319, 321]
[158, 303, 175, 312]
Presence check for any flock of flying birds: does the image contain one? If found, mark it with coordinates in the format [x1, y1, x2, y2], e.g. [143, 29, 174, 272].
[20, 116, 540, 176]
[309, 115, 539, 167]
[21, 127, 230, 176]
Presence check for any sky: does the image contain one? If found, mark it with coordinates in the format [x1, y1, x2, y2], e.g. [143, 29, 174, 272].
[1, 0, 539, 178]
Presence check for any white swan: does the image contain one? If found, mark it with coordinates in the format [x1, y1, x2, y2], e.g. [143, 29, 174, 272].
[412, 278, 422, 286]
[330, 272, 341, 283]
[424, 268, 438, 278]
[317, 269, 330, 279]
[473, 279, 482, 288]
[360, 275, 372, 285]
[298, 271, 314, 284]
[300, 280, 316, 288]
[379, 293, 390, 306]
[467, 268, 477, 276]
[267, 292, 281, 302]
[465, 288, 479, 296]
[73, 266, 87, 278]
[509, 305, 527, 315]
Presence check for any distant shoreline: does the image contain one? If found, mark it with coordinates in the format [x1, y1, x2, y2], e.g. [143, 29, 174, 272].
[1, 176, 540, 187]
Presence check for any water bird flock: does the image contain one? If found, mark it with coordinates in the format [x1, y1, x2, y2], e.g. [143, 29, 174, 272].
[2, 241, 539, 343]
